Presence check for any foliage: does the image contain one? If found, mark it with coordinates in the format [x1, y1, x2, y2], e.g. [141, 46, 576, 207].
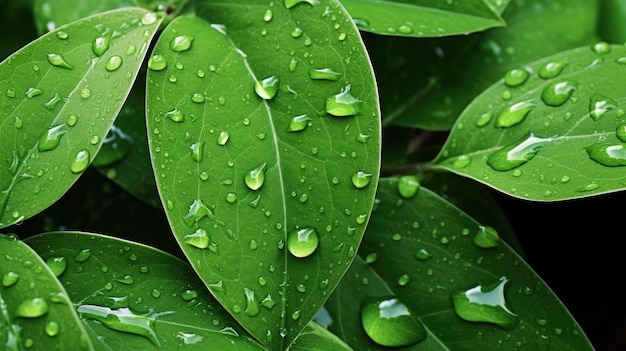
[0, 0, 621, 350]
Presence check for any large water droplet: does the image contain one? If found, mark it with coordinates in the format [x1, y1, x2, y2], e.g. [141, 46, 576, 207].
[70, 149, 90, 173]
[170, 35, 194, 52]
[287, 227, 319, 258]
[184, 199, 214, 225]
[47, 53, 74, 69]
[45, 320, 60, 336]
[538, 60, 568, 79]
[591, 41, 611, 55]
[184, 228, 211, 249]
[244, 288, 260, 317]
[473, 226, 499, 248]
[352, 171, 372, 189]
[255, 76, 280, 100]
[38, 124, 67, 152]
[2, 272, 20, 287]
[541, 80, 577, 107]
[487, 134, 551, 171]
[586, 142, 626, 167]
[165, 107, 184, 122]
[93, 36, 110, 57]
[77, 304, 172, 346]
[451, 276, 519, 330]
[589, 94, 617, 121]
[217, 131, 230, 146]
[16, 298, 49, 318]
[244, 163, 267, 191]
[495, 99, 536, 128]
[397, 175, 420, 199]
[325, 85, 362, 117]
[25, 87, 43, 99]
[287, 114, 311, 132]
[105, 55, 123, 71]
[360, 297, 426, 347]
[46, 256, 67, 277]
[148, 54, 167, 71]
[309, 67, 342, 81]
[503, 68, 529, 87]
[190, 141, 204, 162]
[284, 0, 320, 8]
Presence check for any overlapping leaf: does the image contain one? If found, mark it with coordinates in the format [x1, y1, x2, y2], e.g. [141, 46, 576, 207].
[340, 0, 507, 37]
[0, 8, 163, 228]
[0, 234, 93, 350]
[433, 43, 626, 201]
[325, 178, 595, 350]
[146, 1, 381, 349]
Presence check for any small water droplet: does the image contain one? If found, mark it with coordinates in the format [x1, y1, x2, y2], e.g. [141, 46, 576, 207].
[589, 94, 617, 121]
[47, 53, 74, 69]
[591, 41, 611, 55]
[226, 192, 237, 203]
[451, 276, 519, 330]
[287, 227, 320, 258]
[397, 274, 411, 286]
[165, 107, 184, 122]
[46, 256, 67, 277]
[148, 54, 167, 71]
[93, 36, 110, 57]
[170, 35, 194, 52]
[415, 248, 432, 261]
[504, 68, 529, 87]
[181, 289, 198, 301]
[541, 80, 577, 107]
[325, 84, 362, 117]
[538, 60, 568, 79]
[352, 171, 372, 189]
[70, 149, 90, 173]
[184, 229, 211, 249]
[255, 75, 280, 100]
[184, 199, 214, 225]
[245, 163, 267, 190]
[55, 31, 68, 40]
[495, 99, 536, 128]
[142, 12, 158, 25]
[309, 67, 342, 81]
[25, 87, 43, 99]
[263, 9, 273, 22]
[105, 55, 123, 71]
[216, 131, 230, 146]
[287, 114, 311, 132]
[473, 226, 500, 248]
[16, 298, 49, 318]
[115, 274, 134, 285]
[38, 124, 67, 152]
[244, 288, 260, 317]
[2, 272, 20, 287]
[365, 252, 378, 264]
[45, 321, 60, 336]
[361, 297, 426, 347]
[190, 141, 204, 162]
[397, 175, 420, 199]
[487, 134, 551, 171]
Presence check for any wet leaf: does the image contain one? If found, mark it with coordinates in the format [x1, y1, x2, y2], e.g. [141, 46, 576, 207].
[24, 231, 267, 351]
[0, 234, 93, 350]
[33, 0, 135, 34]
[433, 43, 626, 201]
[0, 8, 163, 228]
[146, 1, 381, 349]
[341, 0, 508, 37]
[324, 178, 595, 350]
[287, 321, 352, 351]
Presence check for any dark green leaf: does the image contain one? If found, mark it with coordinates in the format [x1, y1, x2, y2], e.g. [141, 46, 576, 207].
[33, 0, 135, 35]
[325, 178, 594, 350]
[341, 0, 507, 37]
[24, 232, 267, 351]
[0, 234, 93, 350]
[598, 0, 626, 44]
[0, 8, 163, 228]
[147, 1, 381, 348]
[287, 322, 352, 351]
[433, 43, 626, 201]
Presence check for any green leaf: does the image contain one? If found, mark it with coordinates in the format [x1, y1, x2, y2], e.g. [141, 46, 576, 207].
[0, 234, 93, 350]
[324, 178, 595, 350]
[433, 43, 626, 201]
[33, 0, 135, 34]
[146, 1, 381, 349]
[0, 8, 163, 228]
[598, 0, 626, 44]
[24, 232, 267, 351]
[387, 0, 599, 130]
[340, 0, 507, 37]
[287, 322, 352, 351]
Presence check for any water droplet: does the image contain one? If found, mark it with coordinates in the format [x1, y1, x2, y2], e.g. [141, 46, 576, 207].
[55, 31, 68, 40]
[216, 131, 230, 146]
[115, 274, 134, 285]
[451, 276, 519, 330]
[93, 36, 110, 57]
[397, 274, 410, 286]
[415, 248, 432, 261]
[487, 134, 551, 171]
[538, 60, 568, 79]
[397, 175, 420, 199]
[80, 88, 91, 99]
[309, 67, 342, 81]
[45, 321, 60, 336]
[589, 94, 617, 120]
[325, 85, 362, 117]
[288, 57, 298, 72]
[67, 115, 78, 126]
[38, 124, 67, 152]
[504, 68, 529, 87]
[184, 228, 211, 249]
[226, 193, 237, 203]
[495, 99, 536, 128]
[191, 93, 205, 103]
[473, 226, 499, 248]
[263, 9, 273, 22]
[365, 252, 378, 264]
[184, 199, 214, 225]
[287, 114, 311, 132]
[46, 256, 67, 277]
[291, 27, 303, 38]
[586, 142, 626, 167]
[25, 87, 43, 99]
[43, 93, 63, 110]
[284, 0, 320, 8]
[541, 80, 577, 107]
[190, 141, 204, 162]
[255, 75, 280, 100]
[105, 55, 123, 71]
[244, 288, 260, 317]
[2, 272, 20, 287]
[170, 35, 194, 52]
[165, 107, 184, 122]
[148, 54, 167, 71]
[352, 171, 372, 189]
[181, 289, 198, 301]
[361, 297, 426, 347]
[16, 298, 49, 318]
[77, 304, 171, 346]
[287, 227, 320, 258]
[592, 41, 611, 55]
[245, 163, 267, 191]
[74, 248, 91, 262]
[47, 53, 74, 69]
[70, 149, 90, 173]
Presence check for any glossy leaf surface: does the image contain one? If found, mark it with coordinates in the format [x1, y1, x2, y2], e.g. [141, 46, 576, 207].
[340, 0, 507, 37]
[24, 232, 266, 351]
[288, 322, 352, 351]
[0, 8, 163, 228]
[33, 0, 135, 34]
[147, 2, 381, 348]
[0, 234, 93, 350]
[433, 43, 626, 201]
[325, 178, 594, 350]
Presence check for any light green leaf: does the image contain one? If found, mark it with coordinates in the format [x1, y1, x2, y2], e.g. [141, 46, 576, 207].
[433, 43, 626, 201]
[0, 234, 93, 351]
[341, 0, 507, 38]
[287, 321, 352, 351]
[24, 232, 267, 351]
[325, 178, 595, 350]
[147, 1, 381, 349]
[33, 0, 135, 34]
[0, 8, 163, 228]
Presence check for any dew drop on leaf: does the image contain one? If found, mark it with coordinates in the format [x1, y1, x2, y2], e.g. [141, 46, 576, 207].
[183, 199, 214, 225]
[255, 75, 280, 100]
[70, 150, 91, 173]
[244, 288, 260, 317]
[360, 297, 426, 347]
[105, 55, 123, 71]
[352, 171, 372, 189]
[244, 163, 267, 191]
[538, 60, 568, 79]
[1, 272, 20, 287]
[184, 229, 210, 249]
[540, 80, 578, 107]
[165, 107, 184, 122]
[287, 114, 311, 132]
[38, 124, 67, 152]
[47, 53, 74, 69]
[415, 248, 432, 261]
[25, 87, 43, 99]
[190, 141, 204, 162]
[45, 256, 67, 277]
[503, 68, 529, 87]
[487, 134, 551, 171]
[148, 54, 167, 71]
[45, 321, 60, 336]
[309, 67, 342, 81]
[586, 142, 626, 167]
[591, 41, 611, 55]
[216, 131, 230, 145]
[325, 85, 362, 117]
[284, 0, 320, 8]
[397, 175, 420, 199]
[287, 227, 319, 258]
[170, 35, 194, 52]
[589, 94, 617, 121]
[473, 226, 500, 248]
[181, 289, 198, 301]
[495, 99, 536, 128]
[93, 36, 110, 57]
[16, 298, 49, 318]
